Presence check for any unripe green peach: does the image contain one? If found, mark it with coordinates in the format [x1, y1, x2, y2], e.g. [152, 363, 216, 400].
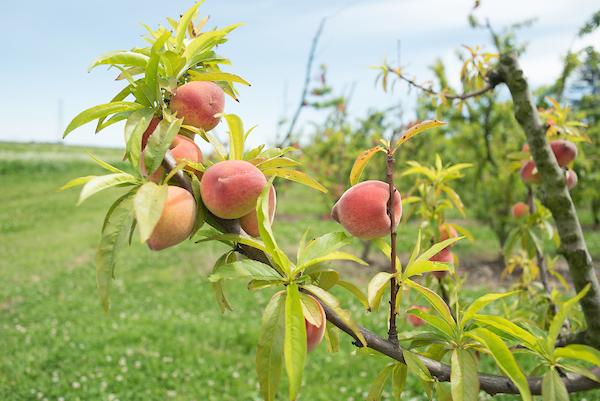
[239, 185, 276, 237]
[305, 295, 326, 353]
[407, 305, 429, 327]
[170, 81, 225, 131]
[147, 186, 197, 251]
[430, 247, 454, 279]
[512, 202, 529, 218]
[520, 160, 540, 184]
[200, 160, 267, 219]
[550, 140, 577, 167]
[331, 180, 402, 240]
[565, 169, 578, 190]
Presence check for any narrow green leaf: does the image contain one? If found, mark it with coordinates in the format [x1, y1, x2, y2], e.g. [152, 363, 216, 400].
[145, 30, 171, 104]
[460, 291, 520, 329]
[542, 368, 569, 401]
[257, 177, 291, 274]
[96, 191, 135, 311]
[284, 284, 307, 401]
[78, 173, 138, 205]
[467, 328, 532, 401]
[405, 279, 455, 327]
[125, 108, 155, 170]
[472, 314, 538, 350]
[407, 308, 455, 339]
[297, 232, 352, 266]
[554, 344, 600, 367]
[547, 285, 590, 349]
[367, 272, 393, 311]
[89, 51, 149, 71]
[60, 175, 95, 191]
[189, 70, 251, 86]
[64, 102, 144, 137]
[393, 120, 447, 151]
[403, 349, 433, 382]
[450, 349, 480, 401]
[222, 113, 245, 160]
[175, 2, 203, 51]
[144, 118, 183, 174]
[337, 280, 369, 310]
[391, 363, 407, 401]
[196, 232, 268, 254]
[261, 168, 327, 193]
[350, 146, 385, 185]
[211, 252, 236, 313]
[297, 251, 367, 272]
[257, 290, 286, 401]
[208, 259, 282, 282]
[367, 365, 393, 401]
[324, 321, 339, 353]
[415, 237, 464, 263]
[133, 182, 168, 243]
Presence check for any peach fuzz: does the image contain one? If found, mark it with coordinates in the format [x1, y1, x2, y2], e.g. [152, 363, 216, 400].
[239, 185, 276, 237]
[147, 186, 197, 251]
[331, 180, 402, 240]
[200, 160, 267, 219]
[170, 81, 225, 131]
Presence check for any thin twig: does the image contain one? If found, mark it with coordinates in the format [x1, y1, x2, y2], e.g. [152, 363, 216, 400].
[386, 146, 399, 346]
[279, 18, 326, 147]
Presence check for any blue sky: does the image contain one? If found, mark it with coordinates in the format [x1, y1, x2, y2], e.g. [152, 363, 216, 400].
[1, 0, 598, 150]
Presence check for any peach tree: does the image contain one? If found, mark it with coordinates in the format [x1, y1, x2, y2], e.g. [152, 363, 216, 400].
[62, 3, 600, 401]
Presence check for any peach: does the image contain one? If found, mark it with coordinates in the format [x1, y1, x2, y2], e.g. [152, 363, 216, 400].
[521, 143, 529, 153]
[550, 140, 577, 167]
[512, 202, 529, 218]
[566, 170, 578, 190]
[331, 180, 402, 240]
[170, 81, 225, 131]
[430, 247, 454, 279]
[520, 160, 540, 184]
[200, 160, 267, 219]
[407, 305, 429, 327]
[147, 186, 197, 251]
[239, 185, 276, 237]
[305, 295, 326, 352]
[142, 135, 203, 182]
[438, 223, 457, 249]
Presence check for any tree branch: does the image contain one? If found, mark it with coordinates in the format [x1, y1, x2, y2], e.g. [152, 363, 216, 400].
[494, 52, 600, 348]
[386, 147, 399, 346]
[162, 150, 600, 396]
[384, 66, 495, 101]
[279, 17, 326, 147]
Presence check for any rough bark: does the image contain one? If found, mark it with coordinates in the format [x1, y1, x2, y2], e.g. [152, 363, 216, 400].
[493, 53, 600, 348]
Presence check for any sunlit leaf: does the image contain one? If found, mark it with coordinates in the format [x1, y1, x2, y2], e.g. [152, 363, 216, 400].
[284, 284, 306, 401]
[257, 290, 285, 401]
[349, 146, 385, 185]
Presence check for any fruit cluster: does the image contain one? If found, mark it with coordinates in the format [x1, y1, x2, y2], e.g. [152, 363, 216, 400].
[144, 82, 276, 251]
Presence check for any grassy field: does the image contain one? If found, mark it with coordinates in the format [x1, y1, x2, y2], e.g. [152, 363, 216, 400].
[1, 142, 598, 401]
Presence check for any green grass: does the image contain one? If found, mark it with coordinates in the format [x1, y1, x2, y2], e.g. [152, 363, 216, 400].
[1, 142, 598, 401]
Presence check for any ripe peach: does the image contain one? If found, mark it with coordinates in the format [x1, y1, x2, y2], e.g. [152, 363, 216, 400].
[239, 185, 277, 237]
[170, 81, 225, 131]
[550, 140, 577, 167]
[407, 305, 429, 327]
[565, 170, 578, 190]
[521, 143, 529, 153]
[520, 160, 540, 184]
[305, 295, 326, 353]
[331, 180, 402, 240]
[438, 223, 458, 249]
[512, 202, 529, 218]
[200, 160, 267, 219]
[430, 247, 454, 279]
[147, 186, 197, 251]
